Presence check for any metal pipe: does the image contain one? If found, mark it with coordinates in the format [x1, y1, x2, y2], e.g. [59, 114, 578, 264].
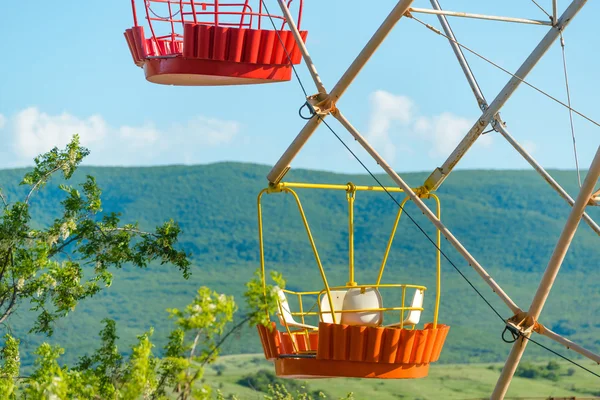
[424, 0, 588, 191]
[329, 0, 415, 104]
[429, 0, 487, 109]
[347, 189, 356, 286]
[277, 0, 326, 94]
[496, 122, 600, 236]
[131, 0, 139, 26]
[279, 182, 407, 192]
[530, 150, 600, 318]
[267, 116, 322, 184]
[553, 0, 559, 24]
[542, 327, 600, 364]
[431, 193, 442, 329]
[376, 196, 411, 285]
[410, 7, 552, 26]
[492, 338, 530, 400]
[285, 188, 338, 324]
[333, 109, 521, 315]
[492, 145, 600, 399]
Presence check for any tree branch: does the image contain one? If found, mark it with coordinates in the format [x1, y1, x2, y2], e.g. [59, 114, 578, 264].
[199, 315, 251, 370]
[25, 165, 65, 205]
[0, 189, 7, 208]
[49, 235, 81, 257]
[0, 280, 19, 325]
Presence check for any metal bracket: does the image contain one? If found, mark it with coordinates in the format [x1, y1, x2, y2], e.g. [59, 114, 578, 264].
[588, 189, 600, 206]
[307, 93, 335, 116]
[506, 311, 539, 336]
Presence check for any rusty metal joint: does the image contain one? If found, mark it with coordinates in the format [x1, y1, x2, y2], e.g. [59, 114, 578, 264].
[307, 93, 336, 116]
[507, 311, 539, 336]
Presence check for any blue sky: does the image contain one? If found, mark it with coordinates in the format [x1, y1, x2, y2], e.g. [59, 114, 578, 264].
[0, 1, 598, 176]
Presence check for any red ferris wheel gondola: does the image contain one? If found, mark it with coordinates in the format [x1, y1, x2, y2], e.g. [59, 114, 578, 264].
[124, 1, 307, 86]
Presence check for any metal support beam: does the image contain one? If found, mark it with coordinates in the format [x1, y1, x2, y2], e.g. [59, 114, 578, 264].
[267, 117, 322, 184]
[430, 0, 600, 236]
[409, 8, 552, 26]
[553, 1, 559, 25]
[267, 0, 415, 184]
[496, 122, 600, 236]
[332, 109, 521, 315]
[429, 0, 487, 110]
[541, 326, 600, 364]
[492, 145, 600, 399]
[424, 0, 588, 191]
[277, 0, 326, 94]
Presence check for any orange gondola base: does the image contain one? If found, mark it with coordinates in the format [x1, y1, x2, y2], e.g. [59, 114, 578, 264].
[125, 1, 307, 86]
[258, 322, 450, 379]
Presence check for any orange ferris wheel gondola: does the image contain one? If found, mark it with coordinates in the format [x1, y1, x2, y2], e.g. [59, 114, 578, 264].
[256, 182, 450, 379]
[124, 1, 307, 86]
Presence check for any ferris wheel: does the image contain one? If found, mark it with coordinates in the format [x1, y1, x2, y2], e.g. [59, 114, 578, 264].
[125, 1, 599, 398]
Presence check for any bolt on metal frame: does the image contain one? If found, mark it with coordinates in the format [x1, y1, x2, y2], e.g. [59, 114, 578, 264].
[268, 0, 597, 397]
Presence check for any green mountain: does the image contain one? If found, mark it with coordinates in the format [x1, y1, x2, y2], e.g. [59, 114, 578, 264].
[1, 163, 599, 369]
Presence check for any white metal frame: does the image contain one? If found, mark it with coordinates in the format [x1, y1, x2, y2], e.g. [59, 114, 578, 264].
[269, 1, 598, 398]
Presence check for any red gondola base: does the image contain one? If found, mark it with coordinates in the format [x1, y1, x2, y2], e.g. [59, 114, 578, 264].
[124, 25, 307, 86]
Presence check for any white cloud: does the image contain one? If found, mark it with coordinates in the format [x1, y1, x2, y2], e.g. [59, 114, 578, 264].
[4, 107, 241, 166]
[174, 116, 240, 147]
[366, 91, 414, 162]
[119, 125, 160, 147]
[13, 108, 107, 159]
[414, 112, 474, 158]
[0, 114, 6, 130]
[364, 90, 493, 162]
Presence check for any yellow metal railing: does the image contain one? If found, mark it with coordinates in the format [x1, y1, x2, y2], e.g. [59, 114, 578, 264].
[258, 187, 338, 324]
[283, 284, 427, 325]
[258, 181, 443, 333]
[276, 283, 428, 354]
[375, 194, 442, 328]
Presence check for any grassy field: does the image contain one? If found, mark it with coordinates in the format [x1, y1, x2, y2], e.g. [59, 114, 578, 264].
[201, 354, 600, 400]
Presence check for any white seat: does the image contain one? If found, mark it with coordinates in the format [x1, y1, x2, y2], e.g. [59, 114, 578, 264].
[385, 288, 424, 328]
[341, 288, 383, 327]
[319, 290, 347, 324]
[275, 287, 317, 330]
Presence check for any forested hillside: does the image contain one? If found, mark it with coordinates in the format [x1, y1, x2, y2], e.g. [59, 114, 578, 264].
[1, 163, 598, 367]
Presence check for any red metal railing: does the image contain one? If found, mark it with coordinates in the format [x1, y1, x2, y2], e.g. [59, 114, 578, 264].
[131, 0, 303, 56]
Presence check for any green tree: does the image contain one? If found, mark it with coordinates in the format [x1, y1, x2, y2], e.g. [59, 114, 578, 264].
[0, 135, 190, 336]
[0, 136, 288, 398]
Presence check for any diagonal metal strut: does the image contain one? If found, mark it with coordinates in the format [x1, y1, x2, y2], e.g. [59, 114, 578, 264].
[267, 0, 416, 185]
[423, 0, 588, 192]
[428, 0, 600, 237]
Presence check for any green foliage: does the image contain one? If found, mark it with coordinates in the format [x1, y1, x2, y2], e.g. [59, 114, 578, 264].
[515, 361, 567, 381]
[23, 343, 68, 399]
[0, 334, 20, 399]
[76, 319, 123, 398]
[121, 329, 158, 399]
[2, 285, 237, 399]
[158, 287, 237, 400]
[0, 135, 190, 336]
[245, 269, 286, 328]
